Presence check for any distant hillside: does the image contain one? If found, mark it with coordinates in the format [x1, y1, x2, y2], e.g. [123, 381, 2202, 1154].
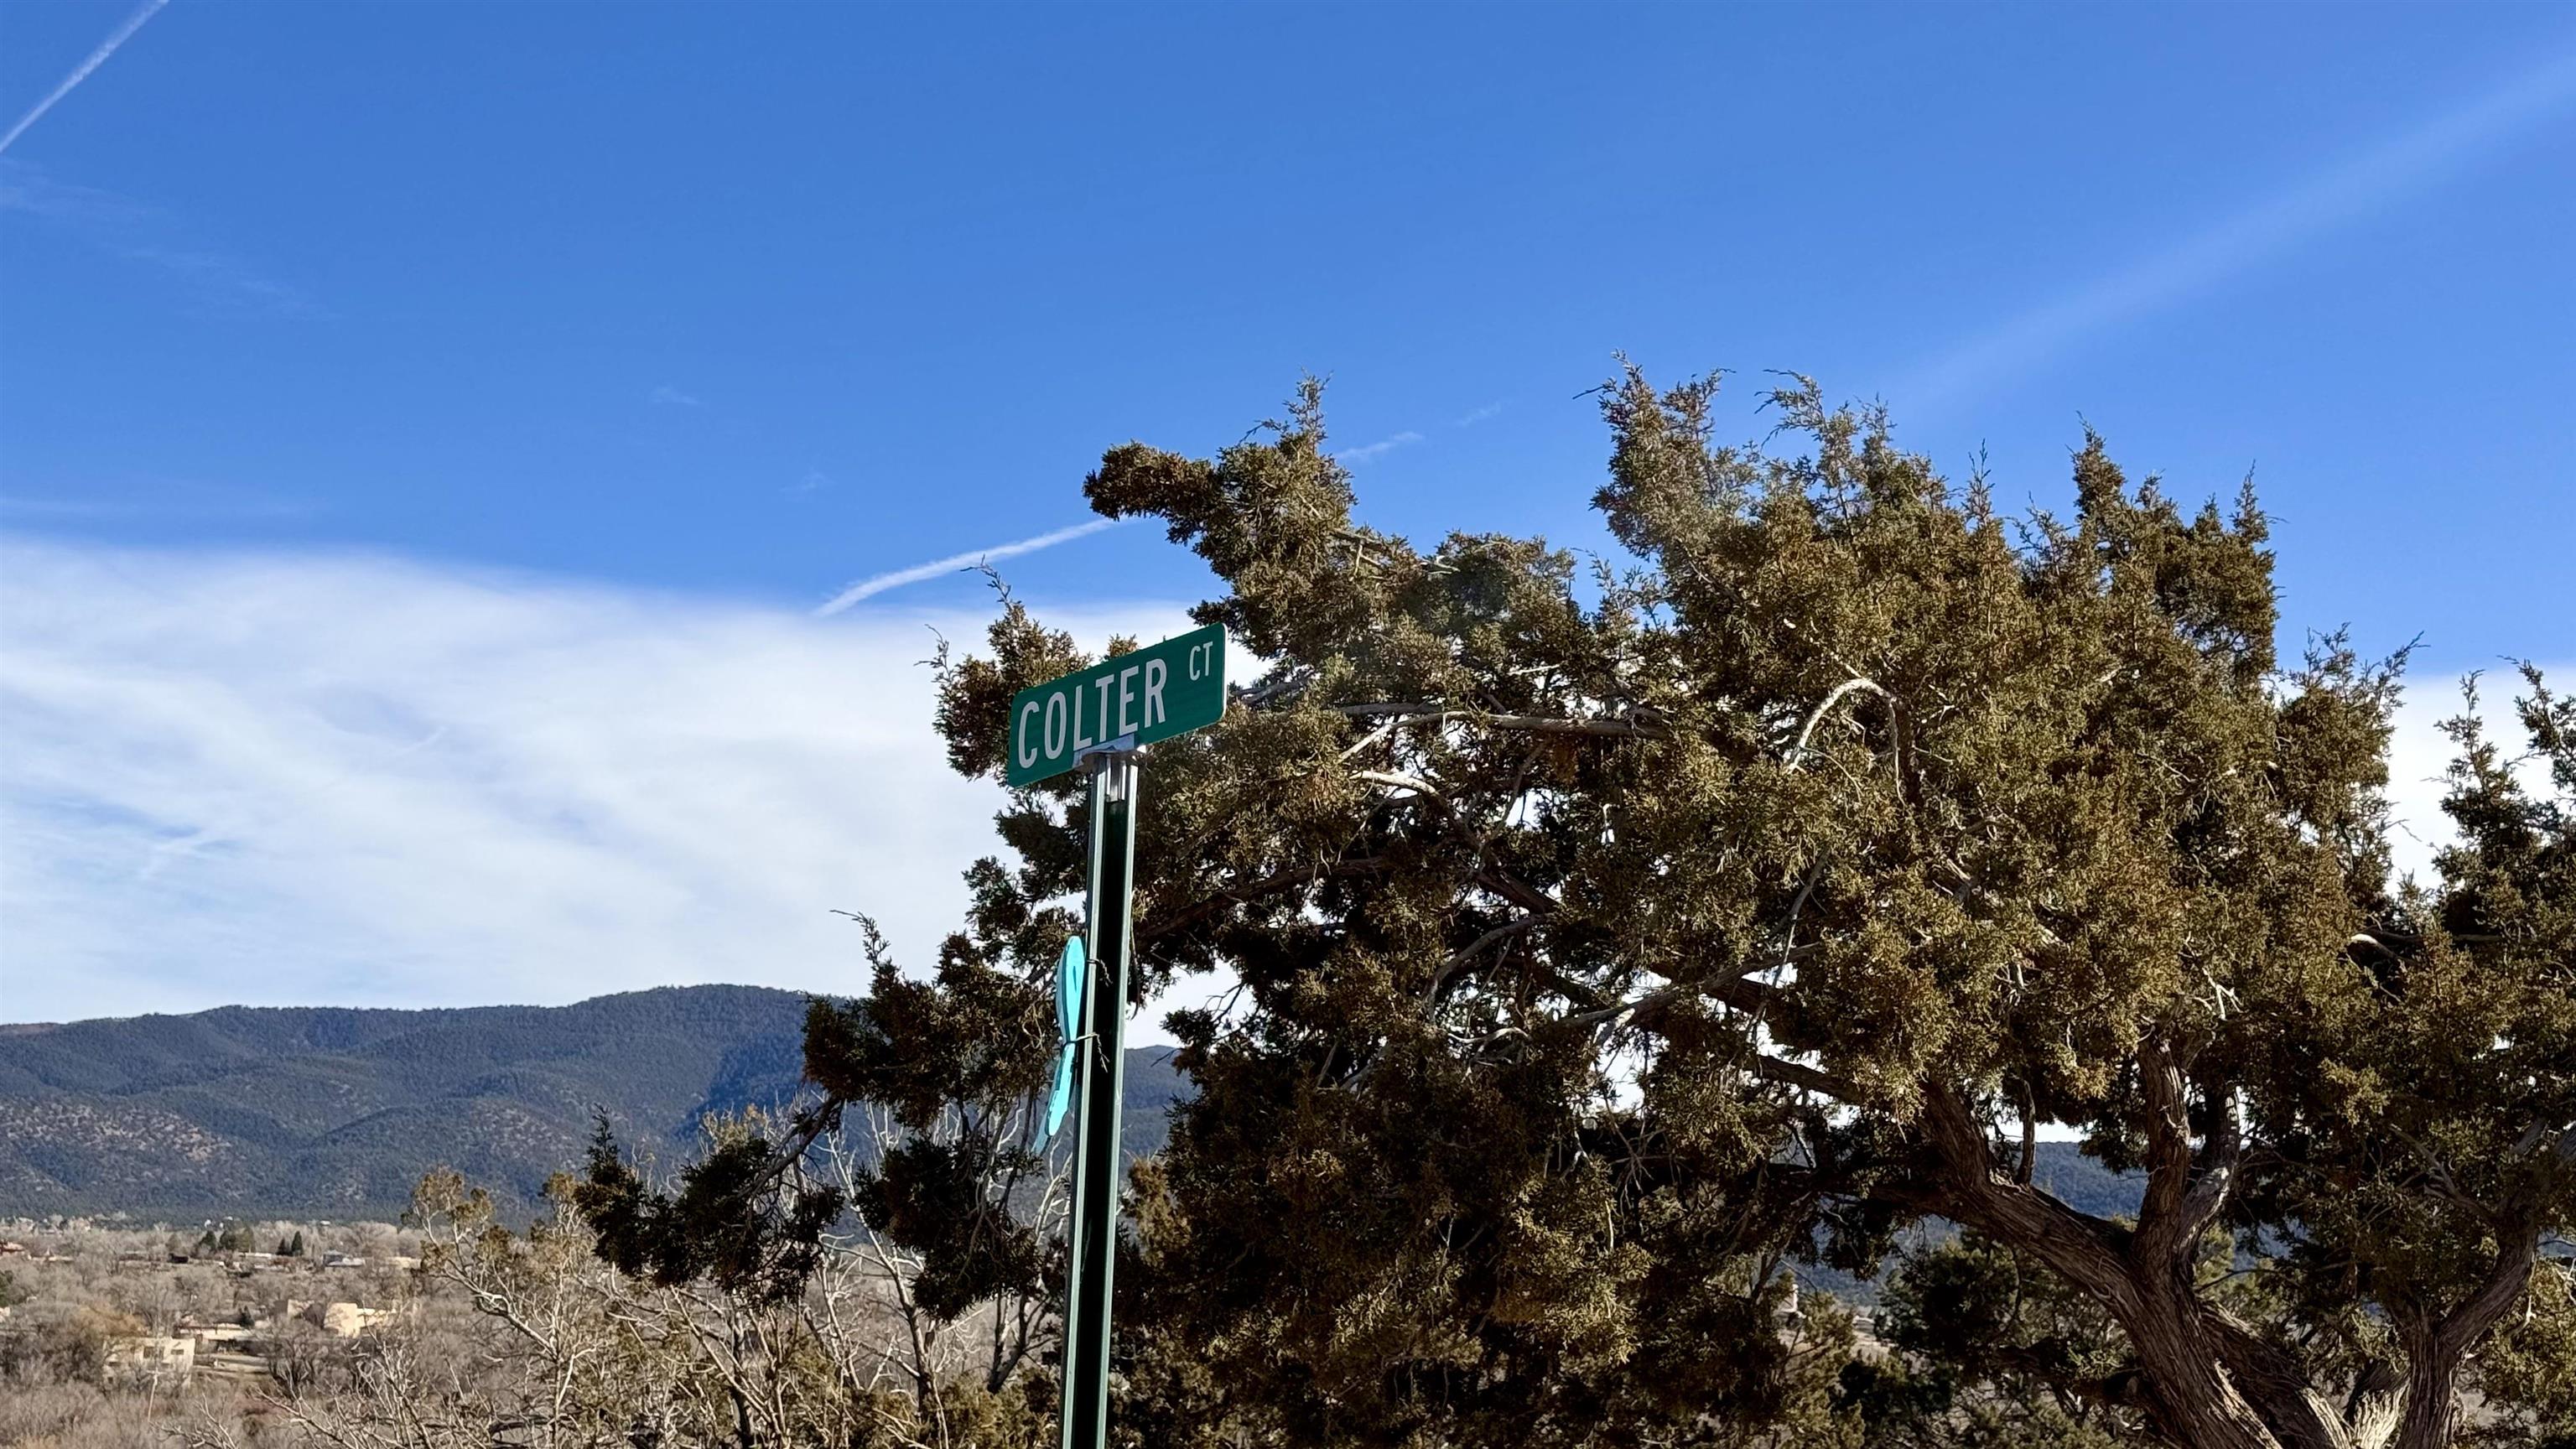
[0, 986, 1187, 1221]
[0, 984, 2131, 1293]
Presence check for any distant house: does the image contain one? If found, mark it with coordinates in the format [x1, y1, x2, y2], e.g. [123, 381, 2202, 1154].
[289, 1299, 393, 1337]
[321, 1302, 392, 1337]
[322, 1254, 367, 1270]
[106, 1334, 195, 1387]
[0, 1239, 27, 1257]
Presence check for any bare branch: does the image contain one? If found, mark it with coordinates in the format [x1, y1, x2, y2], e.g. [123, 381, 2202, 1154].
[1355, 769, 1449, 802]
[1755, 1054, 1864, 1103]
[1140, 856, 1394, 943]
[1787, 677, 1890, 766]
[1330, 702, 1667, 739]
[1420, 917, 1541, 1006]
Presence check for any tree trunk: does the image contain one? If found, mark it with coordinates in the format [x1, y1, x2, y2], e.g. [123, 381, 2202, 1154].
[2393, 1346, 2460, 1449]
[2113, 1290, 2292, 1449]
[1887, 1052, 2552, 1449]
[1915, 1083, 2311, 1449]
[2387, 1227, 2542, 1449]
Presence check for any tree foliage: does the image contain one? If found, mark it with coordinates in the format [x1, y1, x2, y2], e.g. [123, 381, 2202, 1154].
[584, 372, 2573, 1449]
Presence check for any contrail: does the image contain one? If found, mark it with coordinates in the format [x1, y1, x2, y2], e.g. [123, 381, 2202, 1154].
[813, 517, 1124, 615]
[1332, 430, 1424, 466]
[1894, 43, 2576, 412]
[0, 0, 172, 157]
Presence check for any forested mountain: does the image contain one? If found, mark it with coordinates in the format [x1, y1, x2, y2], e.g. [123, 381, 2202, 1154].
[0, 986, 1187, 1220]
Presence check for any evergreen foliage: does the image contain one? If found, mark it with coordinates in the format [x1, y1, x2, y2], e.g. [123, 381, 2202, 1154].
[583, 374, 2573, 1449]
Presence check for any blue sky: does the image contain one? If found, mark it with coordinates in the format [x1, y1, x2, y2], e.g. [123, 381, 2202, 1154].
[3, 3, 2571, 1024]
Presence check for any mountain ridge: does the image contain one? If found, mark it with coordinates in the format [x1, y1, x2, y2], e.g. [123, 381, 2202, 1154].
[0, 985, 2129, 1273]
[0, 985, 1184, 1221]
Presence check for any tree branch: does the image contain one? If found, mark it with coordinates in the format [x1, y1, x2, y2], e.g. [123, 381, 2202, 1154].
[1915, 1084, 2138, 1311]
[1330, 703, 1667, 739]
[1550, 963, 1787, 1032]
[2133, 1034, 2206, 1266]
[1475, 866, 1560, 917]
[1140, 856, 1392, 944]
[1788, 677, 1890, 766]
[1420, 917, 1541, 1006]
[2174, 1082, 2242, 1249]
[2433, 1223, 2542, 1363]
[1754, 1054, 1864, 1104]
[1355, 769, 1451, 804]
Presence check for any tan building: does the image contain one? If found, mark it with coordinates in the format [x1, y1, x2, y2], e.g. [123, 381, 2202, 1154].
[321, 1301, 392, 1337]
[106, 1334, 196, 1387]
[288, 1299, 395, 1337]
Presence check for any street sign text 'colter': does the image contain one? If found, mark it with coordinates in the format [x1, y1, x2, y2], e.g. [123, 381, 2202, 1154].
[1005, 624, 1224, 786]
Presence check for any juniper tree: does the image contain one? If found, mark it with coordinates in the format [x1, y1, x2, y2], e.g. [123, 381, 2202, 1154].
[584, 372, 2573, 1449]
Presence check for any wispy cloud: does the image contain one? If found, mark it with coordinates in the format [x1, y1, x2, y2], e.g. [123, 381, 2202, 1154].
[0, 164, 138, 222]
[1896, 44, 2576, 411]
[1, 161, 319, 315]
[651, 385, 704, 408]
[1455, 402, 1504, 427]
[117, 242, 323, 317]
[2, 536, 2539, 1038]
[0, 0, 170, 158]
[1332, 430, 1424, 466]
[813, 517, 1124, 616]
[0, 475, 312, 522]
[0, 536, 1189, 1025]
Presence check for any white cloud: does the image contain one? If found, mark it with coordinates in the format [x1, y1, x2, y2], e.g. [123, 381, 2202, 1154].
[1454, 403, 1504, 427]
[0, 480, 310, 522]
[0, 536, 1192, 1028]
[2380, 662, 2570, 888]
[0, 161, 319, 316]
[650, 385, 704, 408]
[1, 534, 2544, 1035]
[1332, 430, 1424, 466]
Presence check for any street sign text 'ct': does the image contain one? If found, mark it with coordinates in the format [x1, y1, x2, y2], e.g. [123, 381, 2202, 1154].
[1005, 624, 1225, 787]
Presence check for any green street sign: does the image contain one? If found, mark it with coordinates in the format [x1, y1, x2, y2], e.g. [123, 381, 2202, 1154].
[1005, 624, 1227, 787]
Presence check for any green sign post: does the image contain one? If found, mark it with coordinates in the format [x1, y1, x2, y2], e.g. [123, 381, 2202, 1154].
[1023, 625, 1225, 1449]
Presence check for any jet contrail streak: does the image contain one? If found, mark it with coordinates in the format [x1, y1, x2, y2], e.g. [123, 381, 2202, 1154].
[813, 517, 1124, 615]
[0, 0, 172, 157]
[1895, 43, 2576, 411]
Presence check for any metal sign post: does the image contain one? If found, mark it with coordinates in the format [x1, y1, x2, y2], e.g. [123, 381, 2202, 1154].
[1059, 746, 1136, 1449]
[1010, 625, 1225, 1449]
